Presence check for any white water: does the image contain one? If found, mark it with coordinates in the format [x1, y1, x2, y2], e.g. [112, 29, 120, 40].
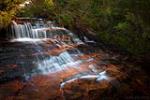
[11, 19, 107, 83]
[60, 71, 109, 88]
[36, 51, 83, 74]
[11, 20, 80, 42]
[10, 38, 47, 42]
[11, 19, 85, 76]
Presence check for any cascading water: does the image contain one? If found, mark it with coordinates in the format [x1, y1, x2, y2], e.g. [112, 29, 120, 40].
[11, 21, 33, 39]
[0, 17, 142, 99]
[10, 19, 86, 78]
[8, 19, 107, 81]
[11, 19, 80, 42]
[0, 18, 111, 99]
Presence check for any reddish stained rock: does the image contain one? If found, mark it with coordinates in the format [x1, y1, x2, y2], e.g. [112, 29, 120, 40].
[11, 64, 18, 69]
[0, 36, 149, 99]
[106, 64, 122, 77]
[0, 80, 24, 99]
[5, 64, 18, 69]
[0, 70, 4, 74]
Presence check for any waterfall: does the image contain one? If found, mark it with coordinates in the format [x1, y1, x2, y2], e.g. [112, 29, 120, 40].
[12, 19, 64, 39]
[12, 21, 32, 38]
[36, 51, 82, 74]
[10, 18, 85, 77]
[1, 18, 109, 94]
[12, 20, 49, 39]
[11, 19, 83, 44]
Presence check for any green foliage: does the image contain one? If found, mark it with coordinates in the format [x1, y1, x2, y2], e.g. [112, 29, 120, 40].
[18, 0, 54, 18]
[16, 0, 150, 55]
[0, 0, 24, 28]
[114, 22, 129, 31]
[0, 12, 12, 28]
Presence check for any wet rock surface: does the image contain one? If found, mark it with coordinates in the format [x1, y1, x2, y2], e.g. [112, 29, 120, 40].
[0, 19, 149, 99]
[0, 38, 149, 100]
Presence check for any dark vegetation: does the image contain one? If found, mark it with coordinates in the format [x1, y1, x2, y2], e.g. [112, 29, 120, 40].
[1, 0, 150, 57]
[0, 0, 23, 28]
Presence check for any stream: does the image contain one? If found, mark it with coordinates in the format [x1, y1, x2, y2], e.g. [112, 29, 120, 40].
[0, 18, 149, 99]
